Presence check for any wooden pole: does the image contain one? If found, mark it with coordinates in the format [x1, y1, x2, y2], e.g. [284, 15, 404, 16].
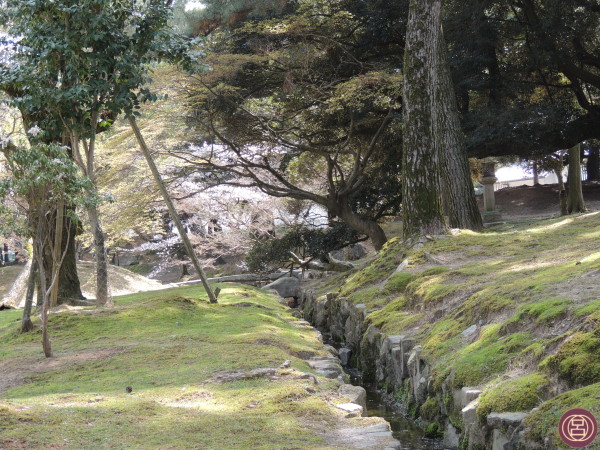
[128, 116, 218, 303]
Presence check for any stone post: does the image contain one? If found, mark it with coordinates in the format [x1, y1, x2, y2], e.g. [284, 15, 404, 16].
[480, 160, 501, 223]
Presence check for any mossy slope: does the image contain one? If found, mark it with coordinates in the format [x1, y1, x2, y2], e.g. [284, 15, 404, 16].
[0, 284, 363, 449]
[325, 212, 600, 445]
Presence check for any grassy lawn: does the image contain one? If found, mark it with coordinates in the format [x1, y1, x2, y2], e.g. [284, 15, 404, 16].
[0, 284, 352, 449]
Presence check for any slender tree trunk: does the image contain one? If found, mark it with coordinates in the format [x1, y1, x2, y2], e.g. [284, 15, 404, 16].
[87, 206, 109, 305]
[555, 164, 568, 216]
[21, 259, 37, 333]
[532, 161, 540, 185]
[49, 199, 64, 308]
[402, 0, 447, 239]
[567, 143, 586, 213]
[587, 147, 600, 181]
[435, 29, 483, 231]
[129, 116, 218, 304]
[38, 254, 52, 357]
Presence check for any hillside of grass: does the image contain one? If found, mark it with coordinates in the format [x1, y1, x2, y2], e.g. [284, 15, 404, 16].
[316, 211, 600, 447]
[0, 284, 390, 449]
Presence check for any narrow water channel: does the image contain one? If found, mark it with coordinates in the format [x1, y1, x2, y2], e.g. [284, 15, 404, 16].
[347, 369, 444, 449]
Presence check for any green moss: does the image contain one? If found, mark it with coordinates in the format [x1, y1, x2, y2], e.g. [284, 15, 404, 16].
[0, 284, 340, 448]
[420, 396, 439, 421]
[574, 299, 600, 317]
[417, 266, 450, 277]
[339, 238, 405, 297]
[424, 422, 443, 438]
[383, 273, 415, 293]
[477, 373, 548, 418]
[452, 330, 532, 389]
[541, 332, 600, 386]
[517, 299, 571, 325]
[346, 286, 383, 307]
[524, 383, 600, 448]
[126, 263, 153, 275]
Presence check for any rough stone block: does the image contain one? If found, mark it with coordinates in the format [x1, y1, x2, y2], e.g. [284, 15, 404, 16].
[442, 422, 460, 449]
[492, 429, 509, 450]
[454, 387, 483, 412]
[339, 347, 352, 366]
[487, 412, 528, 429]
[339, 384, 367, 412]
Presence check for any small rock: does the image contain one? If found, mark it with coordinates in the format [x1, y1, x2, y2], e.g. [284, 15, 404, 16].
[262, 277, 299, 298]
[335, 402, 363, 418]
[323, 344, 339, 357]
[295, 373, 318, 384]
[461, 324, 478, 337]
[279, 360, 291, 368]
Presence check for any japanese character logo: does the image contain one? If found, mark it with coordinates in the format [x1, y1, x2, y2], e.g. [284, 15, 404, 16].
[559, 408, 598, 448]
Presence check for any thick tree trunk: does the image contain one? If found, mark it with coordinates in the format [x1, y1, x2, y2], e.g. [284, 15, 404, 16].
[402, 0, 447, 239]
[435, 31, 483, 231]
[336, 203, 388, 251]
[567, 143, 586, 213]
[88, 207, 109, 306]
[42, 211, 84, 304]
[21, 259, 37, 333]
[587, 147, 600, 181]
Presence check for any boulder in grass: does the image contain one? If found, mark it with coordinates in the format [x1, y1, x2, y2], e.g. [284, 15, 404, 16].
[262, 277, 299, 298]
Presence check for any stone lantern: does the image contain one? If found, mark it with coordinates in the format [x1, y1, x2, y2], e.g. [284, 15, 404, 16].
[480, 159, 501, 223]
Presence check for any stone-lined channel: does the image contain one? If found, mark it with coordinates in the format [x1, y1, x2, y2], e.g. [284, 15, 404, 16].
[346, 364, 443, 448]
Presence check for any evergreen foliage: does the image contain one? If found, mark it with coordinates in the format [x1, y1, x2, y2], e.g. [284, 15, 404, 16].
[245, 223, 359, 273]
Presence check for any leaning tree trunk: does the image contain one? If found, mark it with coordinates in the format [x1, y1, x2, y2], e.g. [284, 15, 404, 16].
[336, 203, 388, 251]
[21, 259, 37, 333]
[567, 143, 586, 213]
[129, 116, 218, 304]
[434, 27, 483, 231]
[402, 0, 447, 239]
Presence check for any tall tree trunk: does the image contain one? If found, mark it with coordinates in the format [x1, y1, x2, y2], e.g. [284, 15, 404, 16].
[88, 207, 109, 306]
[567, 143, 586, 213]
[129, 116, 218, 304]
[21, 259, 37, 333]
[555, 161, 568, 216]
[49, 199, 64, 308]
[435, 29, 483, 231]
[38, 252, 52, 357]
[402, 0, 447, 239]
[72, 129, 110, 306]
[532, 161, 540, 185]
[336, 203, 388, 251]
[587, 146, 600, 181]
